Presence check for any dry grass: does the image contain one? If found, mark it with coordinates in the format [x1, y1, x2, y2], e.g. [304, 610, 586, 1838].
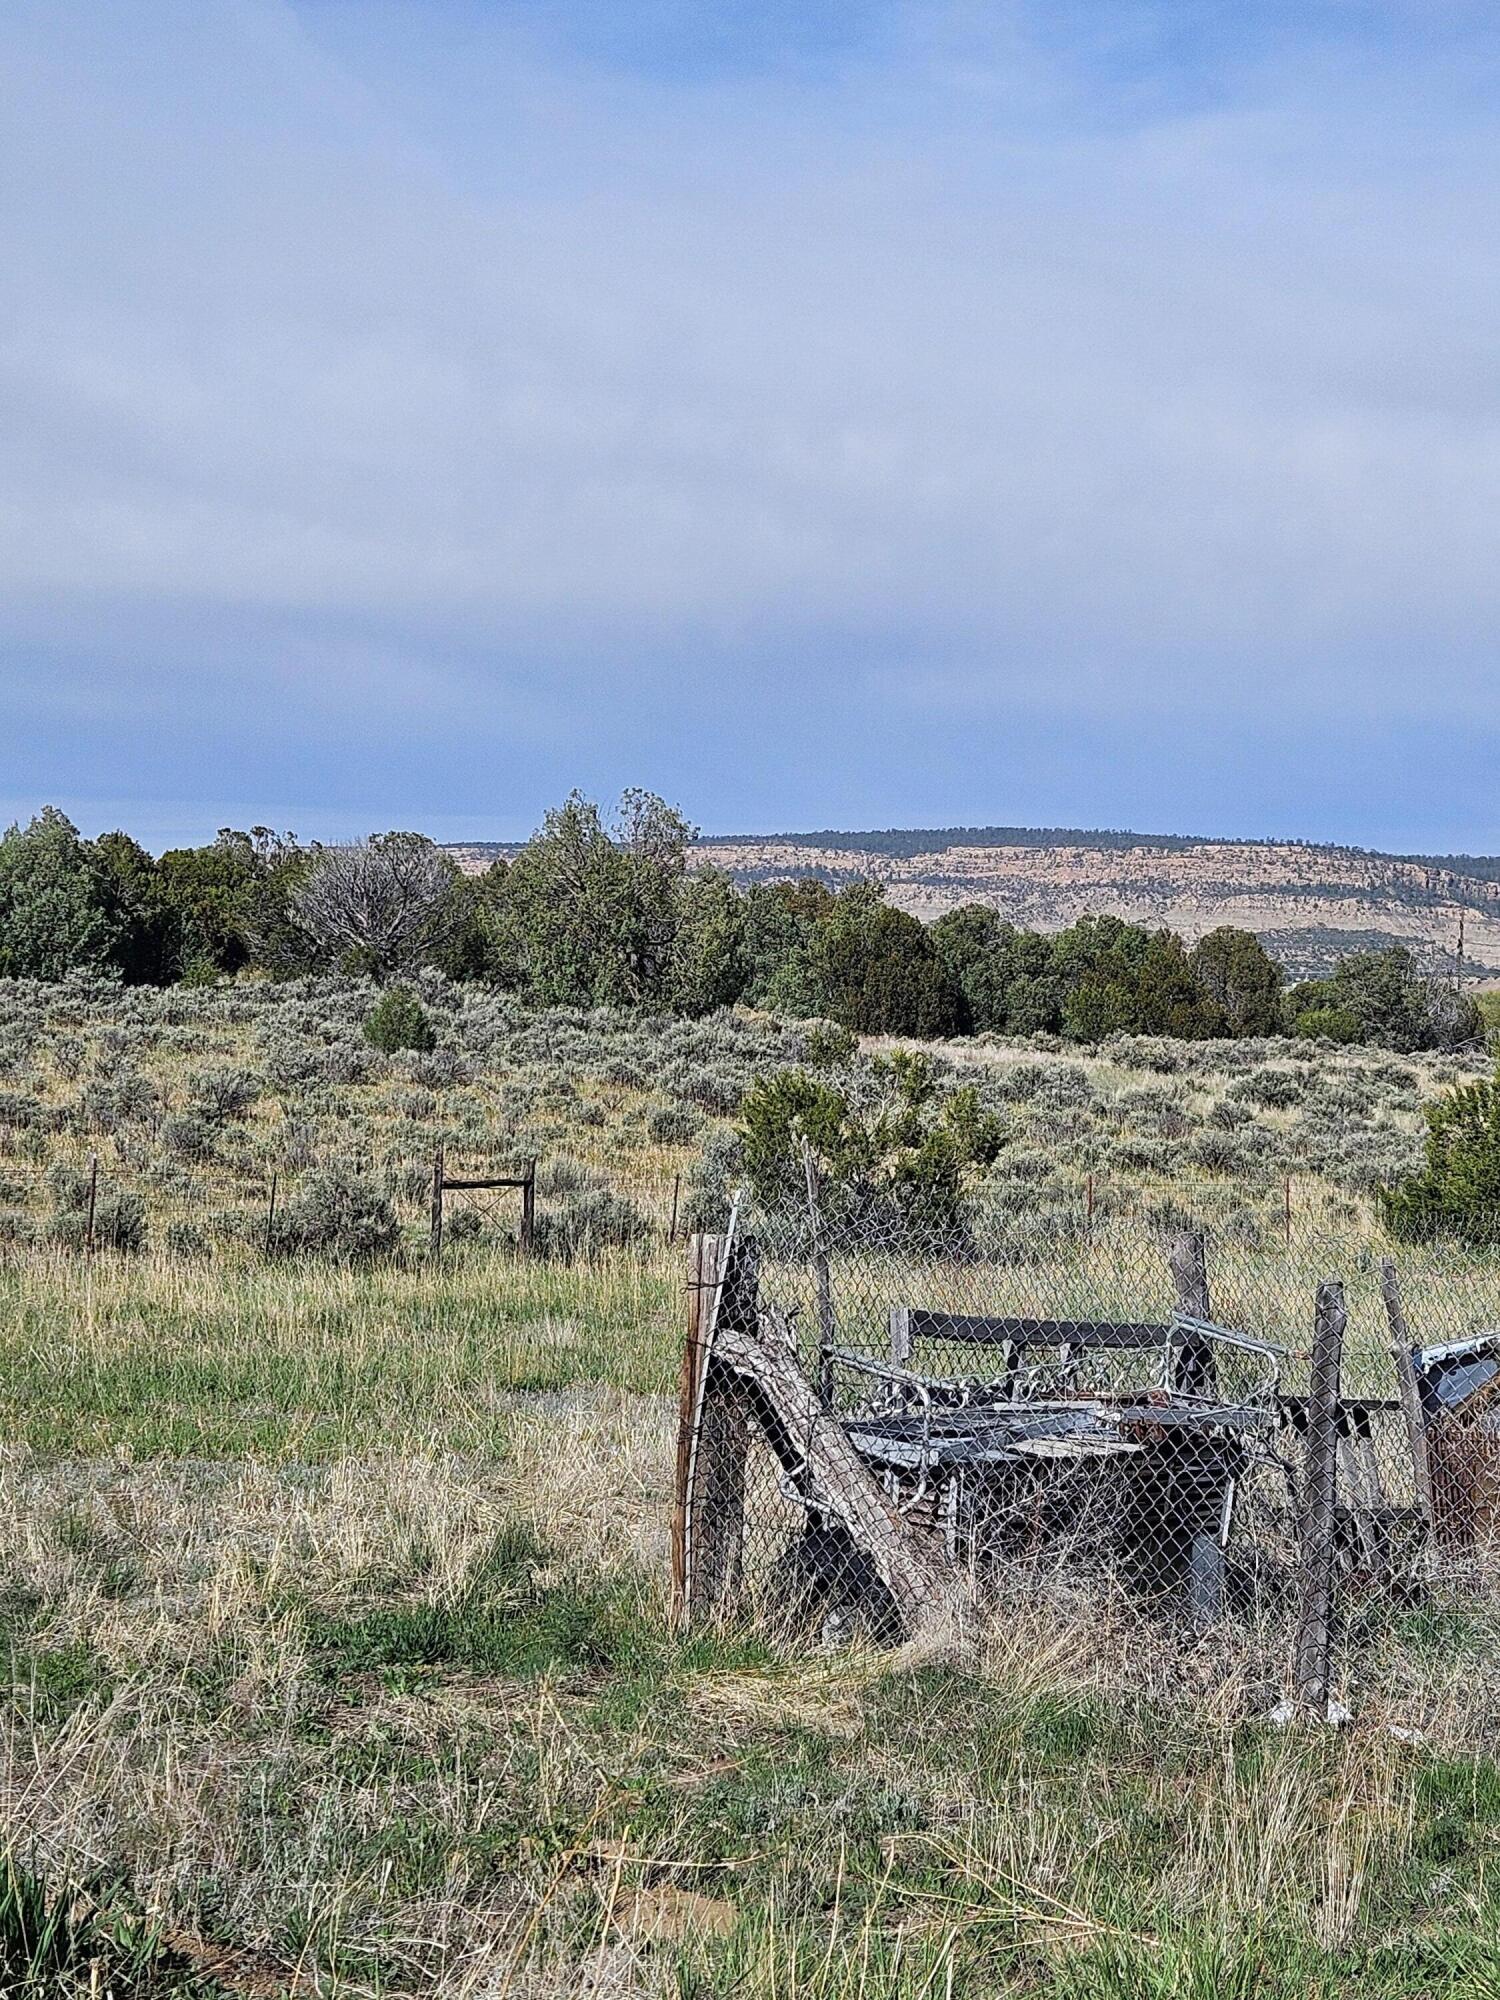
[3, 1402, 1499, 1996]
[4, 992, 1500, 1992]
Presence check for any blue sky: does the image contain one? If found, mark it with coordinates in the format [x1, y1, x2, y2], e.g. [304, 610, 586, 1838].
[4, 1, 1500, 851]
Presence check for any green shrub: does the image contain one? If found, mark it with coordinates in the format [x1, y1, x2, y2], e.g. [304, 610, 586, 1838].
[801, 1019, 858, 1068]
[206, 1207, 258, 1245]
[1292, 1005, 1360, 1043]
[1384, 1074, 1500, 1242]
[187, 1066, 259, 1121]
[165, 1219, 207, 1257]
[535, 1187, 650, 1259]
[647, 1103, 703, 1146]
[536, 1155, 601, 1196]
[46, 1161, 91, 1208]
[272, 1166, 401, 1260]
[1229, 1065, 1307, 1109]
[401, 1044, 467, 1087]
[0, 1089, 41, 1128]
[741, 1049, 1003, 1235]
[51, 1036, 84, 1079]
[162, 1113, 215, 1161]
[49, 1188, 146, 1254]
[363, 985, 435, 1054]
[1185, 1130, 1258, 1175]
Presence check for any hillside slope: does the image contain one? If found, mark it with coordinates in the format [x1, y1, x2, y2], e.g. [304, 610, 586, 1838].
[446, 829, 1500, 978]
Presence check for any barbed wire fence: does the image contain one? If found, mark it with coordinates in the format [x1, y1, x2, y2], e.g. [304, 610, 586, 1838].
[0, 1140, 702, 1259]
[671, 1180, 1500, 1715]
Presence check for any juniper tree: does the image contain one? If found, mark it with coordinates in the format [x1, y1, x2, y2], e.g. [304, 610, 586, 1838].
[291, 832, 461, 978]
[0, 808, 119, 981]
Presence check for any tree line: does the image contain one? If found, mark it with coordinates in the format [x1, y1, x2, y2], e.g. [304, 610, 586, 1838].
[0, 795, 1483, 1052]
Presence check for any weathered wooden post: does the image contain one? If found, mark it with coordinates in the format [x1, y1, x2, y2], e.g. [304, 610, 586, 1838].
[1382, 1258, 1434, 1534]
[1294, 1281, 1346, 1713]
[1168, 1228, 1216, 1396]
[672, 1231, 721, 1627]
[672, 1231, 755, 1629]
[429, 1143, 445, 1261]
[1163, 1227, 1232, 1623]
[520, 1157, 536, 1256]
[709, 1301, 971, 1656]
[801, 1139, 836, 1405]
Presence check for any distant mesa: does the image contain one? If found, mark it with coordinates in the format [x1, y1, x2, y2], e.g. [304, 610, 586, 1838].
[443, 825, 1500, 980]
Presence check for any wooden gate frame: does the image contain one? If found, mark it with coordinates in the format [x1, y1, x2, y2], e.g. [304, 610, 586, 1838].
[429, 1142, 536, 1258]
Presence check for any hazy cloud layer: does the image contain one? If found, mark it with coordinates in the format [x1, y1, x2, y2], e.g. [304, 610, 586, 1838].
[3, 1, 1500, 845]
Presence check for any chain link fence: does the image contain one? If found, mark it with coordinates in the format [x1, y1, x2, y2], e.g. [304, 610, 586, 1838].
[672, 1186, 1500, 1710]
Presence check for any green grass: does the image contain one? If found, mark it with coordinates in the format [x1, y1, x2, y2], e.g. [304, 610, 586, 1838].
[306, 1523, 642, 1681]
[0, 1243, 678, 1456]
[0, 1854, 220, 1997]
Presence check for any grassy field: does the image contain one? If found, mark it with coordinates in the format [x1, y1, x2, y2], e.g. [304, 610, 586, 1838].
[5, 977, 1500, 1995]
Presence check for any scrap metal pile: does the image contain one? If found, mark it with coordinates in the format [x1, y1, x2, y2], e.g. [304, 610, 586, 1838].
[674, 1221, 1500, 1647]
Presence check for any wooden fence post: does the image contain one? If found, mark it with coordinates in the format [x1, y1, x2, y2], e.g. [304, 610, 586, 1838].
[429, 1143, 445, 1261]
[520, 1157, 536, 1255]
[1294, 1280, 1346, 1713]
[711, 1304, 971, 1656]
[1382, 1258, 1434, 1534]
[1168, 1229, 1216, 1396]
[801, 1139, 836, 1404]
[672, 1231, 755, 1630]
[673, 1231, 720, 1628]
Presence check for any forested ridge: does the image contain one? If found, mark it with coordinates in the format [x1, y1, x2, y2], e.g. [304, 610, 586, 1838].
[0, 795, 1485, 1053]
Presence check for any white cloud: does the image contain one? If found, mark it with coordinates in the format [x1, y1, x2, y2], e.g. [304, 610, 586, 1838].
[2, 0, 1500, 762]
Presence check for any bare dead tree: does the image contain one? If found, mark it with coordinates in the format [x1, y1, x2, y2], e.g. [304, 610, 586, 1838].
[290, 833, 461, 977]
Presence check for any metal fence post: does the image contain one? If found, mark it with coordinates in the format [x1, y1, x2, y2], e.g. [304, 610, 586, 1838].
[1294, 1280, 1346, 1713]
[84, 1154, 98, 1255]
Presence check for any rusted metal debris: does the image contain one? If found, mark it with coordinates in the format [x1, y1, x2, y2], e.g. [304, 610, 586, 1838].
[673, 1232, 1500, 1650]
[775, 1306, 1285, 1634]
[672, 1232, 1300, 1642]
[1403, 1328, 1500, 1556]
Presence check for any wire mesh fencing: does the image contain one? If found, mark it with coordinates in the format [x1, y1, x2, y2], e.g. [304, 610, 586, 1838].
[671, 1186, 1500, 1711]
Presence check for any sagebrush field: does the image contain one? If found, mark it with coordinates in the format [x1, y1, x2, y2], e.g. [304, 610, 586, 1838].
[5, 973, 1500, 1996]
